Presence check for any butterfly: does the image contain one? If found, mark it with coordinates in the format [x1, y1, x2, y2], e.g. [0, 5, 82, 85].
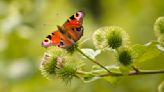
[42, 11, 85, 48]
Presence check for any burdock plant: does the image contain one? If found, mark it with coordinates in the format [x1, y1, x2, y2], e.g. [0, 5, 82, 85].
[40, 17, 164, 85]
[92, 26, 129, 50]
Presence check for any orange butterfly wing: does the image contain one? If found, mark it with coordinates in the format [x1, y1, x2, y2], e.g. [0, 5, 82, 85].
[42, 11, 85, 48]
[51, 31, 61, 45]
[42, 31, 60, 48]
[63, 11, 85, 42]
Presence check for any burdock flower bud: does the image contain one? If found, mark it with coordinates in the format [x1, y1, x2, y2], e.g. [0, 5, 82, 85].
[57, 56, 77, 84]
[40, 46, 65, 79]
[92, 27, 108, 50]
[154, 17, 164, 37]
[92, 26, 129, 50]
[40, 46, 79, 83]
[158, 35, 164, 47]
[106, 26, 129, 49]
[117, 47, 134, 66]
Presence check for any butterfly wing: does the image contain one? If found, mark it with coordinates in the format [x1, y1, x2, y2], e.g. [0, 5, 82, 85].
[58, 33, 74, 48]
[42, 31, 74, 48]
[63, 11, 85, 42]
[42, 31, 61, 48]
[42, 11, 85, 48]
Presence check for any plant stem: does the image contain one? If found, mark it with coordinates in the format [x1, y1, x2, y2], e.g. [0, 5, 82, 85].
[98, 69, 164, 77]
[131, 66, 140, 73]
[76, 47, 111, 73]
[76, 48, 164, 77]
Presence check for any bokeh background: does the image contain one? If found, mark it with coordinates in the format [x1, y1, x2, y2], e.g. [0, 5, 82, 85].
[0, 0, 164, 92]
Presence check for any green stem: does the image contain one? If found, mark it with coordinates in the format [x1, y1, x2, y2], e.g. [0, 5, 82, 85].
[98, 69, 164, 77]
[131, 66, 140, 73]
[76, 47, 111, 73]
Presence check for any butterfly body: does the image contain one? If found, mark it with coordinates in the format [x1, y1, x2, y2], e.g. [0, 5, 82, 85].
[42, 11, 85, 48]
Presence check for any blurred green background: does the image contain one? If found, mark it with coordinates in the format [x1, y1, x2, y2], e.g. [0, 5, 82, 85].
[0, 0, 164, 92]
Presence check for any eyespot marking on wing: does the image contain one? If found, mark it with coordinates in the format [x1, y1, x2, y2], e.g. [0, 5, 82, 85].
[42, 38, 51, 47]
[76, 27, 81, 31]
[76, 13, 79, 17]
[60, 41, 64, 45]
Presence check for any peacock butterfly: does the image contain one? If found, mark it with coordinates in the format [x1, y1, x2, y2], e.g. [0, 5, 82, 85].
[42, 11, 85, 48]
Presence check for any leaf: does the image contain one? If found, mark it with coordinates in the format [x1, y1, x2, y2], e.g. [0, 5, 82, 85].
[102, 65, 120, 84]
[157, 44, 164, 51]
[82, 74, 100, 83]
[158, 80, 164, 92]
[106, 65, 120, 73]
[91, 65, 120, 84]
[81, 48, 101, 59]
[80, 65, 121, 84]
[91, 65, 120, 75]
[132, 41, 161, 63]
[119, 65, 131, 75]
[103, 76, 118, 84]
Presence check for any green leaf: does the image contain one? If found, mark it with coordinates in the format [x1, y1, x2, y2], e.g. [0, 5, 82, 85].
[119, 65, 131, 75]
[132, 41, 161, 63]
[91, 65, 120, 75]
[82, 74, 100, 83]
[157, 44, 164, 51]
[106, 65, 121, 73]
[81, 48, 101, 59]
[158, 80, 164, 92]
[103, 76, 118, 84]
[101, 66, 120, 84]
[91, 65, 120, 84]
